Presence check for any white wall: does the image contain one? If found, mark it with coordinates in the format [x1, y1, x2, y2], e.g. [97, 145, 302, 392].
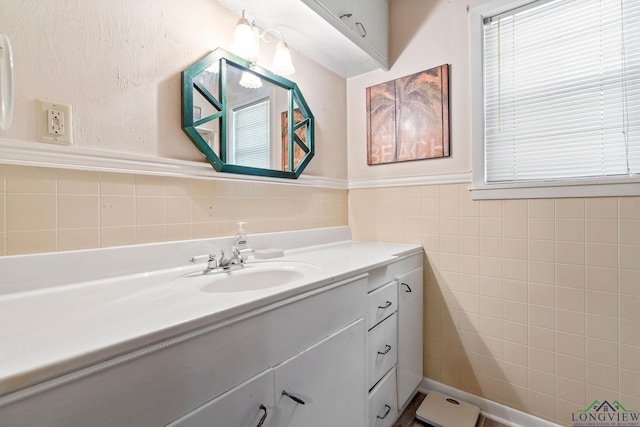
[347, 0, 478, 182]
[0, 0, 347, 180]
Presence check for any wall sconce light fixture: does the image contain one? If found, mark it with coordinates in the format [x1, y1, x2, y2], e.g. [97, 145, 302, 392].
[231, 10, 295, 87]
[270, 38, 295, 77]
[231, 10, 259, 63]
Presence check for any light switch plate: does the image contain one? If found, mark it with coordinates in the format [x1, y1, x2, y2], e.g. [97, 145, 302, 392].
[37, 99, 73, 145]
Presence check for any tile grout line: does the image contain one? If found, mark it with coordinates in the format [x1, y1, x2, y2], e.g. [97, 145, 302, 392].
[526, 198, 531, 414]
[582, 199, 587, 413]
[617, 197, 621, 405]
[554, 199, 558, 421]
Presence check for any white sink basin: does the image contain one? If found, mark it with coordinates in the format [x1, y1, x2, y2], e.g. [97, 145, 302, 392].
[170, 261, 322, 293]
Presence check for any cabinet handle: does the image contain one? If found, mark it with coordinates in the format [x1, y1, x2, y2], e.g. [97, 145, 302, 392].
[355, 21, 367, 37]
[401, 282, 412, 292]
[339, 13, 353, 19]
[378, 300, 392, 309]
[377, 404, 392, 419]
[282, 390, 306, 405]
[256, 404, 268, 427]
[377, 344, 392, 355]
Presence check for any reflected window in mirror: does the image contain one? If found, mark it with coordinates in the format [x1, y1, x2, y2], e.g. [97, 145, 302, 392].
[231, 98, 271, 169]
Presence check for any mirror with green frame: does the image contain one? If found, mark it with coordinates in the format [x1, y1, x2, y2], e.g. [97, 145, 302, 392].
[181, 48, 314, 179]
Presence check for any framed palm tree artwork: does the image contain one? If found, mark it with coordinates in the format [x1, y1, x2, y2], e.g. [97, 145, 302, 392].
[366, 64, 450, 165]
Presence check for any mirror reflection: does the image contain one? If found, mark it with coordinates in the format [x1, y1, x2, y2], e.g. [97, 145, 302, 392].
[193, 69, 221, 154]
[182, 48, 314, 179]
[224, 62, 289, 170]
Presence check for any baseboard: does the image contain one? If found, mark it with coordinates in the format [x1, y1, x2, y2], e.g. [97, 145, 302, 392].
[419, 378, 561, 427]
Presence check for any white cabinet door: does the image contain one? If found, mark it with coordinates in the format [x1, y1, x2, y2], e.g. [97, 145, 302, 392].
[396, 267, 423, 408]
[167, 369, 274, 427]
[274, 319, 367, 427]
[303, 0, 388, 62]
[353, 0, 388, 57]
[315, 0, 352, 24]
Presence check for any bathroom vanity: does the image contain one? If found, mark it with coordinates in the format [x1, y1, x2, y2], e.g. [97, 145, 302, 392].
[0, 227, 422, 426]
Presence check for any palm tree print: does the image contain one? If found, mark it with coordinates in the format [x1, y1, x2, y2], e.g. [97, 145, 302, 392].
[366, 80, 397, 164]
[366, 65, 450, 165]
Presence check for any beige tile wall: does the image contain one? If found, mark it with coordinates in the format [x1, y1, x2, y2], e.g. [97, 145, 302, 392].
[350, 184, 640, 427]
[0, 164, 348, 256]
[3, 165, 637, 426]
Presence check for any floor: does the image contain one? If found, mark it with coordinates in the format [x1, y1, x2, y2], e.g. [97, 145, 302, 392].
[393, 393, 508, 427]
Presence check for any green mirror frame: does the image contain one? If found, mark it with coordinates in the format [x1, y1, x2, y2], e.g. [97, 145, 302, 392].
[181, 48, 314, 179]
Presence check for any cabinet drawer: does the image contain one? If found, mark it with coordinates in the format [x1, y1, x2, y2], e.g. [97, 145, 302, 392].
[368, 368, 398, 427]
[395, 254, 423, 274]
[367, 313, 397, 390]
[367, 263, 396, 292]
[367, 281, 397, 330]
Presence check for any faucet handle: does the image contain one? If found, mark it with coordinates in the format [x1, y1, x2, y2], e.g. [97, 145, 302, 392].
[207, 254, 217, 269]
[231, 249, 245, 265]
[189, 254, 216, 264]
[219, 249, 229, 267]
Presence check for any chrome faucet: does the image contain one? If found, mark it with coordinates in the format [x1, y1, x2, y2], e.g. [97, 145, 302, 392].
[189, 249, 246, 275]
[217, 249, 246, 272]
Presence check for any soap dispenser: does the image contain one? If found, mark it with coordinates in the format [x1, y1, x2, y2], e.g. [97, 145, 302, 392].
[232, 221, 251, 255]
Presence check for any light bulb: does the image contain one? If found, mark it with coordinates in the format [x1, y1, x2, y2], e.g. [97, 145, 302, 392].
[271, 41, 295, 77]
[232, 17, 258, 62]
[239, 71, 262, 89]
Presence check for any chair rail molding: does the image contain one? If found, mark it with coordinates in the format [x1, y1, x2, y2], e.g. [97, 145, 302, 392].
[0, 138, 347, 189]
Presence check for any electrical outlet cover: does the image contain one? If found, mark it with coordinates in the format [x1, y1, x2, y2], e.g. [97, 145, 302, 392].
[37, 99, 73, 145]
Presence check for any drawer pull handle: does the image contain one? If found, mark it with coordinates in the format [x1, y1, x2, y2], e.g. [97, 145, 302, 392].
[377, 344, 392, 355]
[401, 282, 412, 292]
[377, 404, 392, 419]
[282, 390, 306, 405]
[356, 21, 367, 37]
[256, 405, 268, 427]
[378, 300, 392, 309]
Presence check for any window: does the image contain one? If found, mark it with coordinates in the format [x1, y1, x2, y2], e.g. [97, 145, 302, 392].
[232, 98, 271, 169]
[471, 0, 640, 198]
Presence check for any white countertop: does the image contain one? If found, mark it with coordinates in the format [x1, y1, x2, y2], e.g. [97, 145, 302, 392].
[0, 236, 421, 398]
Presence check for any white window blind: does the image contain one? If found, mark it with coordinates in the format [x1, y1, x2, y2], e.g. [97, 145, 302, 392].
[483, 0, 640, 184]
[232, 98, 270, 169]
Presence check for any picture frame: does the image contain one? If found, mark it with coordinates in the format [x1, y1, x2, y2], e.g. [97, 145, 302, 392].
[366, 64, 450, 165]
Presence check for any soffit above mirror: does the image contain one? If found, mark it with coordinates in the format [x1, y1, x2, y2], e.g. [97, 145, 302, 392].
[215, 0, 389, 78]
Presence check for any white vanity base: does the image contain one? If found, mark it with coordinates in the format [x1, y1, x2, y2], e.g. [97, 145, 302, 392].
[0, 226, 423, 427]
